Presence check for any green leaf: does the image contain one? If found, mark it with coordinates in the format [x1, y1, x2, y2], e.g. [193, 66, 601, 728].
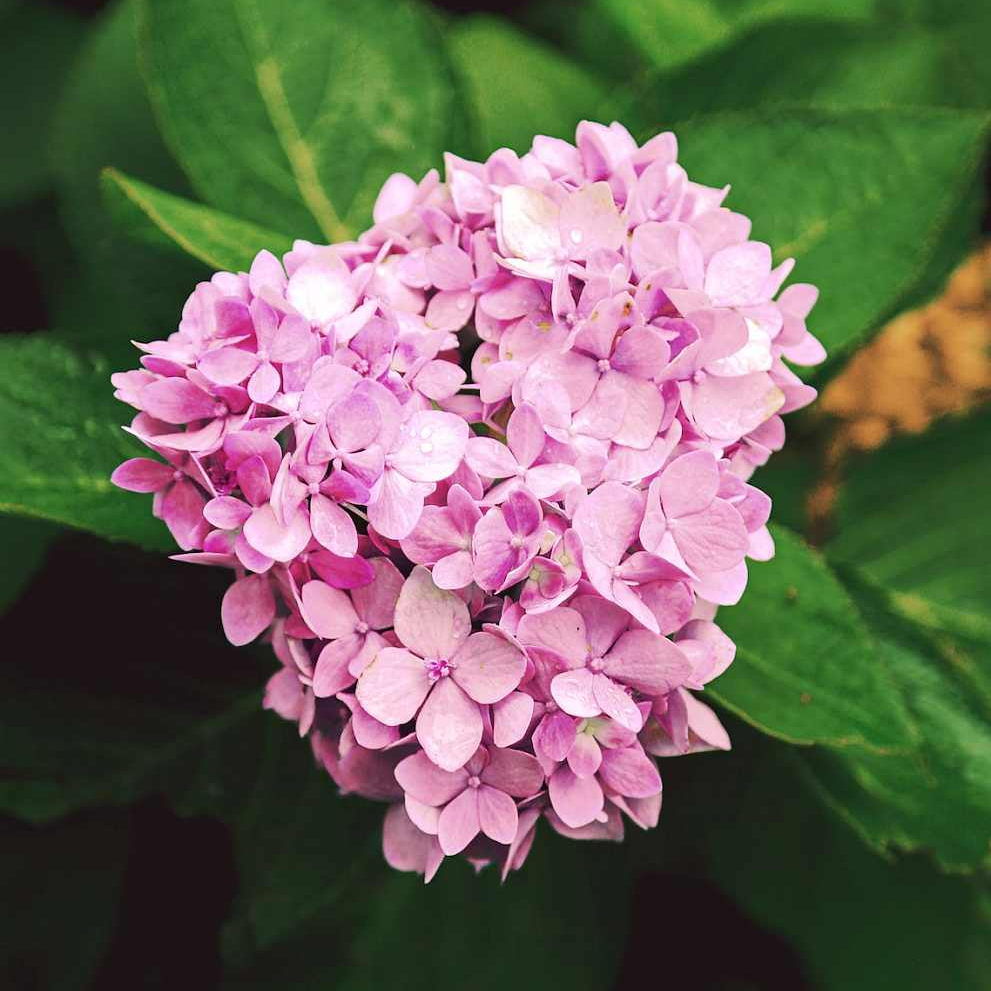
[593, 0, 878, 71]
[102, 168, 294, 272]
[800, 572, 991, 872]
[672, 106, 990, 371]
[1, 813, 130, 991]
[50, 0, 205, 368]
[631, 18, 991, 123]
[0, 335, 173, 552]
[709, 525, 913, 751]
[668, 725, 991, 990]
[828, 407, 991, 620]
[803, 409, 991, 871]
[0, 2, 85, 206]
[0, 518, 58, 616]
[447, 15, 615, 156]
[140, 0, 471, 242]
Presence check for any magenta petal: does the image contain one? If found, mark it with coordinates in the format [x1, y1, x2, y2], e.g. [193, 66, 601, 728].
[548, 765, 604, 829]
[221, 574, 275, 645]
[111, 458, 174, 493]
[415, 677, 483, 772]
[438, 787, 480, 855]
[477, 785, 519, 845]
[356, 647, 432, 726]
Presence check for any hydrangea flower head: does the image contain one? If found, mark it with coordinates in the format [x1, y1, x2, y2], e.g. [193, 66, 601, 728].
[112, 120, 824, 881]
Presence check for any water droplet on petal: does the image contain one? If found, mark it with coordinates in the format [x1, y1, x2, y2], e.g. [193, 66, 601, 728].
[569, 229, 583, 244]
[421, 442, 433, 454]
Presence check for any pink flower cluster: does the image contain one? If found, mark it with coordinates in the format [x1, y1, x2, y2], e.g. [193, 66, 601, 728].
[112, 121, 823, 881]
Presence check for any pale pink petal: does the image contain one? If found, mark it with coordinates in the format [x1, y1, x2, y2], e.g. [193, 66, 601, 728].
[572, 482, 643, 567]
[506, 402, 545, 469]
[533, 710, 578, 763]
[416, 677, 483, 772]
[393, 566, 470, 659]
[517, 606, 587, 666]
[286, 251, 357, 324]
[382, 803, 435, 875]
[477, 785, 519, 844]
[548, 765, 604, 828]
[366, 469, 430, 541]
[389, 411, 469, 483]
[199, 346, 258, 385]
[431, 550, 474, 590]
[704, 242, 772, 305]
[604, 630, 692, 695]
[492, 692, 535, 748]
[394, 750, 467, 806]
[310, 494, 359, 557]
[438, 787, 481, 855]
[591, 674, 642, 731]
[242, 503, 311, 562]
[299, 580, 359, 639]
[672, 501, 749, 574]
[465, 437, 519, 479]
[567, 732, 602, 779]
[498, 185, 561, 260]
[551, 668, 599, 718]
[660, 450, 719, 518]
[558, 181, 625, 258]
[452, 632, 526, 704]
[598, 746, 662, 798]
[312, 637, 361, 696]
[356, 647, 432, 725]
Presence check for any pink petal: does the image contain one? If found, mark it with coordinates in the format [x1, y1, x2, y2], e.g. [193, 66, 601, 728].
[221, 574, 275, 646]
[431, 550, 474, 590]
[140, 377, 216, 424]
[395, 750, 467, 806]
[351, 557, 404, 630]
[465, 437, 519, 479]
[366, 468, 431, 541]
[492, 692, 535, 748]
[312, 636, 361, 696]
[548, 765, 604, 828]
[393, 566, 470, 659]
[660, 450, 719, 519]
[704, 242, 772, 306]
[299, 580, 359, 639]
[382, 803, 435, 876]
[477, 785, 519, 845]
[672, 501, 749, 574]
[286, 251, 357, 325]
[327, 390, 382, 453]
[506, 402, 545, 469]
[203, 495, 252, 530]
[356, 647, 431, 725]
[591, 673, 642, 731]
[310, 493, 359, 557]
[111, 458, 175, 493]
[416, 677, 483, 773]
[517, 606, 587, 666]
[551, 668, 599, 718]
[242, 503, 311, 562]
[598, 746, 662, 799]
[389, 411, 469, 483]
[263, 667, 304, 721]
[604, 630, 692, 695]
[437, 787, 480, 855]
[572, 482, 644, 567]
[452, 632, 526, 705]
[567, 732, 602, 779]
[558, 181, 625, 258]
[533, 710, 578, 763]
[414, 359, 467, 400]
[199, 346, 258, 386]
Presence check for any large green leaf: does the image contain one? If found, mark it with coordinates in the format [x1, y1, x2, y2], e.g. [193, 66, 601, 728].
[50, 0, 205, 368]
[0, 2, 85, 206]
[102, 168, 294, 273]
[0, 335, 173, 552]
[709, 525, 913, 751]
[672, 107, 990, 370]
[1, 812, 129, 991]
[447, 15, 615, 156]
[593, 0, 879, 71]
[801, 572, 991, 872]
[828, 407, 991, 620]
[662, 725, 991, 990]
[804, 409, 991, 871]
[141, 0, 470, 242]
[631, 17, 991, 122]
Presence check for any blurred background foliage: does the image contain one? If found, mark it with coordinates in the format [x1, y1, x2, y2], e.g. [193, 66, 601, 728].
[0, 0, 988, 988]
